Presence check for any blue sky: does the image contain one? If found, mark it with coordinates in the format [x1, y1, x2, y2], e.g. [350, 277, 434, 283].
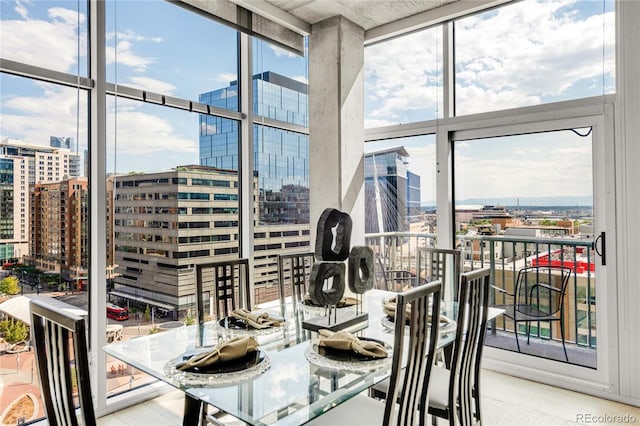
[1, 0, 613, 203]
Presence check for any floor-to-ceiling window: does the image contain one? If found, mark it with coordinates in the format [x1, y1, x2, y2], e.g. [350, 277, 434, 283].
[363, 0, 616, 392]
[104, 0, 242, 397]
[0, 1, 89, 422]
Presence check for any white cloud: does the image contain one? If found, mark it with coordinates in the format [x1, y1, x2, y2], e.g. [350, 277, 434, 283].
[291, 75, 308, 85]
[0, 7, 84, 73]
[106, 40, 156, 72]
[108, 110, 197, 157]
[14, 0, 29, 19]
[215, 73, 237, 84]
[1, 82, 88, 149]
[454, 133, 593, 199]
[126, 76, 176, 95]
[365, 0, 614, 121]
[268, 44, 298, 58]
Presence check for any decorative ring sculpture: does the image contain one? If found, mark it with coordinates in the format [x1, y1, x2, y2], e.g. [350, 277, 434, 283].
[348, 246, 374, 294]
[315, 208, 352, 262]
[308, 262, 346, 306]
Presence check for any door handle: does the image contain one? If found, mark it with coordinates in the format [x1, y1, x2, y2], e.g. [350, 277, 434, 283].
[593, 232, 606, 266]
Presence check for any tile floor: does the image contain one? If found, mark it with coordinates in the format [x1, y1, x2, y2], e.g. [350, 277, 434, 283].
[98, 369, 640, 425]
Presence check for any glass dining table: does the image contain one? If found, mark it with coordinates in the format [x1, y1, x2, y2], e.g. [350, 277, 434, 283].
[102, 290, 459, 426]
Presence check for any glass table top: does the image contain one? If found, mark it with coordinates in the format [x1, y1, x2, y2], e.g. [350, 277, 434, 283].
[102, 290, 458, 425]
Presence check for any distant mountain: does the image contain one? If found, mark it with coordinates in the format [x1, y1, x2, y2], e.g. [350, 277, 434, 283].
[421, 195, 593, 208]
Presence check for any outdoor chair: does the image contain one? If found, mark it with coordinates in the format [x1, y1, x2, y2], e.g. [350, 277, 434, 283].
[30, 296, 96, 426]
[373, 253, 416, 291]
[307, 280, 443, 425]
[491, 265, 573, 362]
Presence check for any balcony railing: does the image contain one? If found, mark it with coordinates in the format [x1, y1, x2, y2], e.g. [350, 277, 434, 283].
[365, 231, 597, 363]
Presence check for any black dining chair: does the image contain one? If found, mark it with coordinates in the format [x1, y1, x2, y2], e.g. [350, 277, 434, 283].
[428, 267, 491, 425]
[306, 280, 442, 425]
[277, 251, 315, 307]
[370, 268, 491, 425]
[196, 258, 251, 321]
[30, 296, 96, 426]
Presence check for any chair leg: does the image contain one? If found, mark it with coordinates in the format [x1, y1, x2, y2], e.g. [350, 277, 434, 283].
[514, 321, 521, 352]
[560, 320, 568, 362]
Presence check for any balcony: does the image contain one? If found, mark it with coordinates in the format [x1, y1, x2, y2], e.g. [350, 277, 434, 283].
[365, 231, 597, 368]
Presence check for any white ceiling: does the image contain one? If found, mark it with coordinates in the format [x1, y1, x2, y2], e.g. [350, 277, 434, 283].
[230, 0, 511, 44]
[261, 0, 455, 31]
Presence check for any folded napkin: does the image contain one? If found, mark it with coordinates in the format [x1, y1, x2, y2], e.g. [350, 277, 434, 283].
[382, 298, 447, 326]
[176, 336, 259, 371]
[230, 308, 284, 329]
[382, 298, 412, 319]
[317, 329, 388, 358]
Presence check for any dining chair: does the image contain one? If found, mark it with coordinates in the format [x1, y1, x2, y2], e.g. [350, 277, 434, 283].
[369, 268, 491, 425]
[277, 251, 315, 307]
[491, 265, 573, 362]
[196, 258, 251, 321]
[306, 280, 442, 426]
[427, 267, 491, 426]
[416, 248, 461, 300]
[30, 296, 96, 426]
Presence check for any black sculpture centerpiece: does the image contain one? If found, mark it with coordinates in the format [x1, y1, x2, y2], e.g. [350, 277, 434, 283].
[302, 208, 374, 332]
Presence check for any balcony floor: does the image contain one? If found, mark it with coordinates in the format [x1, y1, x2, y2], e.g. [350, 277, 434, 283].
[485, 329, 597, 369]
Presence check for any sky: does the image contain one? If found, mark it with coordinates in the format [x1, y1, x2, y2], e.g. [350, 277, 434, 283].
[0, 0, 614, 204]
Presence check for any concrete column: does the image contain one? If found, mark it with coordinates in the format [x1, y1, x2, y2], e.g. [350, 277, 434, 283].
[308, 16, 365, 246]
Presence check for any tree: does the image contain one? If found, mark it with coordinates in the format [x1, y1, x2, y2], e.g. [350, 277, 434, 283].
[144, 304, 150, 322]
[0, 319, 29, 344]
[0, 276, 20, 295]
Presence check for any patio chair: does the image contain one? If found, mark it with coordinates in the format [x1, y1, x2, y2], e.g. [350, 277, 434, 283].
[277, 252, 315, 307]
[196, 258, 251, 321]
[306, 280, 442, 425]
[416, 247, 461, 300]
[491, 265, 573, 362]
[30, 296, 96, 426]
[373, 253, 416, 291]
[428, 267, 491, 425]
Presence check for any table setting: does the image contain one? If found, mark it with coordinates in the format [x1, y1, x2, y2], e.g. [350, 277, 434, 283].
[215, 308, 286, 336]
[380, 296, 456, 335]
[164, 336, 272, 386]
[304, 329, 392, 373]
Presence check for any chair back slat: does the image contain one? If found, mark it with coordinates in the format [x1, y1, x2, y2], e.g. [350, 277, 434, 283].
[277, 252, 315, 307]
[30, 297, 95, 426]
[384, 280, 441, 426]
[448, 268, 491, 425]
[417, 248, 461, 300]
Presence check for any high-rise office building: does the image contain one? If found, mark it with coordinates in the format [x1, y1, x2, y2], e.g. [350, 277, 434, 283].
[199, 72, 310, 297]
[364, 146, 421, 233]
[110, 166, 241, 316]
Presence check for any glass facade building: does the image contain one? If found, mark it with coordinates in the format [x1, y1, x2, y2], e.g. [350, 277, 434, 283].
[199, 71, 309, 225]
[364, 146, 420, 233]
